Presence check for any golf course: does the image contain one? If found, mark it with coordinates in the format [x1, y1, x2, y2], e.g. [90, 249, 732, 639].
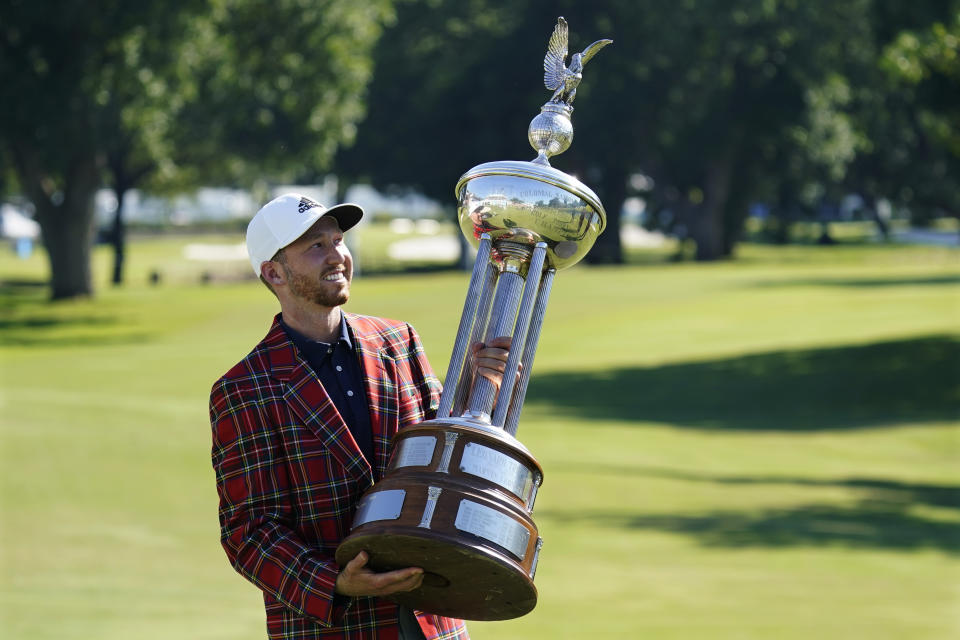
[1, 229, 957, 639]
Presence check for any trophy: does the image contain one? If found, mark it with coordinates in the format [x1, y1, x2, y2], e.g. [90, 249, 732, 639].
[335, 17, 612, 620]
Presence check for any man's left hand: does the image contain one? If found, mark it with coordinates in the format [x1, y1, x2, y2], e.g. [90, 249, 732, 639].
[470, 336, 513, 390]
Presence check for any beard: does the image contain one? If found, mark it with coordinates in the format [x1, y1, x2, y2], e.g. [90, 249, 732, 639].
[283, 264, 350, 308]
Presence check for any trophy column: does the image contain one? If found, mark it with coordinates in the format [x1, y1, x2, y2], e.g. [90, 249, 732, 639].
[335, 16, 611, 621]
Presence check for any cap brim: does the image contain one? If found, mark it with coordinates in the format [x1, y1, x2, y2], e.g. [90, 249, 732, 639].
[322, 203, 364, 232]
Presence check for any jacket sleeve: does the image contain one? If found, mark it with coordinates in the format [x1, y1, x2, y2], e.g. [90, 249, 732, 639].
[209, 377, 351, 627]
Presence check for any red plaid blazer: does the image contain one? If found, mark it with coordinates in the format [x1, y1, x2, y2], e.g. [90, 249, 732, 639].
[210, 313, 469, 640]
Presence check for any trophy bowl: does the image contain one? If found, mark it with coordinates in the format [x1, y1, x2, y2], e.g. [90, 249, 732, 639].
[456, 160, 606, 271]
[335, 419, 544, 620]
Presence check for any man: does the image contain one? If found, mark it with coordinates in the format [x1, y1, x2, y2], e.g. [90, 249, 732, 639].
[210, 193, 510, 639]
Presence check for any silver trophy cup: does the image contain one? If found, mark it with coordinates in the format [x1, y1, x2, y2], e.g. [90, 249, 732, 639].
[336, 17, 611, 620]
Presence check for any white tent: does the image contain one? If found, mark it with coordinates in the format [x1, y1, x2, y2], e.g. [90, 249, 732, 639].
[0, 204, 40, 240]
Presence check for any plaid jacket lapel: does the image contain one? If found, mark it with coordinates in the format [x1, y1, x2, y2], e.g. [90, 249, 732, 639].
[347, 315, 399, 481]
[263, 315, 375, 488]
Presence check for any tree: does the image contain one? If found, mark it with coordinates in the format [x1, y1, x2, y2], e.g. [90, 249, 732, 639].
[337, 1, 536, 209]
[339, 0, 884, 263]
[571, 0, 880, 260]
[749, 0, 960, 242]
[173, 0, 394, 184]
[0, 0, 393, 298]
[338, 1, 631, 265]
[108, 0, 394, 286]
[845, 1, 960, 228]
[0, 1, 205, 298]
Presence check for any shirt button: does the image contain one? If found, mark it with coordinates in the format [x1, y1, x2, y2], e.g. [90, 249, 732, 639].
[336, 365, 343, 372]
[326, 348, 333, 355]
[347, 390, 354, 397]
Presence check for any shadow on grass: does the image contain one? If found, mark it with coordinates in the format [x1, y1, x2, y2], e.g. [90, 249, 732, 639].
[1, 278, 47, 289]
[355, 262, 461, 278]
[0, 278, 47, 303]
[542, 502, 960, 553]
[541, 469, 960, 552]
[525, 336, 960, 430]
[753, 274, 960, 288]
[556, 464, 960, 510]
[0, 279, 150, 347]
[0, 320, 151, 348]
[0, 315, 117, 330]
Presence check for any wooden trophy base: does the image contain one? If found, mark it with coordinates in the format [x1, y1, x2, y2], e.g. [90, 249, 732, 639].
[335, 419, 544, 620]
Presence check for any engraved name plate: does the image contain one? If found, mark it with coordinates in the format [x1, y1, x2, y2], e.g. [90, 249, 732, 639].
[352, 489, 406, 528]
[393, 435, 436, 468]
[454, 500, 530, 560]
[460, 443, 532, 500]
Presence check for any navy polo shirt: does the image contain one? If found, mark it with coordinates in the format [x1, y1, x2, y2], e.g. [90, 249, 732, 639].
[280, 314, 374, 463]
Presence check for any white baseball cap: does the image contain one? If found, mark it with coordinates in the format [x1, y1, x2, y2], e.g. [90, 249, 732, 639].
[246, 193, 364, 277]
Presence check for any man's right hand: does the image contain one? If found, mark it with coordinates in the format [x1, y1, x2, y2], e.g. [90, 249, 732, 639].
[335, 551, 424, 597]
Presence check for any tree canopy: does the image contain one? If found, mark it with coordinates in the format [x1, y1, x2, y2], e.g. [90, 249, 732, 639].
[339, 0, 959, 262]
[0, 0, 393, 298]
[2, 0, 957, 297]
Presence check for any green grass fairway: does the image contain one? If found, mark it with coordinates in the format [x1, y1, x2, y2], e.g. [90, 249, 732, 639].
[1, 237, 958, 639]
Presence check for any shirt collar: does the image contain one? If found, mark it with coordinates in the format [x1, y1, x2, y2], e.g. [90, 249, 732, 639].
[280, 313, 353, 352]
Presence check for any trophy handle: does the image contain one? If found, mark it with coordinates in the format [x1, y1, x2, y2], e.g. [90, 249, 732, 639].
[491, 243, 548, 428]
[437, 234, 493, 419]
[503, 266, 555, 435]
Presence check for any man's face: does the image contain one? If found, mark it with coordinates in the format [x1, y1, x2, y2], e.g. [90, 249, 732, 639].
[278, 216, 353, 309]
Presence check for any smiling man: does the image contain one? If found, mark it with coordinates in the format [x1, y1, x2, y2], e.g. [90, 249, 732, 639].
[209, 193, 509, 639]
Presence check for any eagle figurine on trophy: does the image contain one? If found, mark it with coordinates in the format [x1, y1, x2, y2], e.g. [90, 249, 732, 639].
[544, 16, 613, 106]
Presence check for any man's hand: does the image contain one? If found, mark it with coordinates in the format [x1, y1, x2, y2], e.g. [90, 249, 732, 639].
[470, 336, 513, 390]
[335, 551, 424, 597]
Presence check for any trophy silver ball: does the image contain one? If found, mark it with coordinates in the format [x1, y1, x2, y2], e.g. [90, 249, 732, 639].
[528, 103, 574, 165]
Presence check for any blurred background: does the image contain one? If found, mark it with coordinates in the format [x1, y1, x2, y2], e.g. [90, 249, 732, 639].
[0, 0, 957, 638]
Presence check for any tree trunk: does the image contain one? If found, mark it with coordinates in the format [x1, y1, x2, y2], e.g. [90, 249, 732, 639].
[690, 202, 725, 260]
[770, 183, 798, 245]
[41, 203, 97, 299]
[21, 152, 101, 300]
[863, 193, 889, 240]
[584, 166, 626, 264]
[106, 142, 154, 287]
[111, 187, 127, 286]
[817, 220, 836, 245]
[720, 173, 751, 257]
[691, 154, 734, 261]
